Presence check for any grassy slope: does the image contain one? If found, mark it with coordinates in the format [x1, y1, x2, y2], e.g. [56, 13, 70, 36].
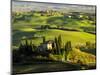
[13, 48, 96, 74]
[12, 29, 95, 47]
[33, 29, 95, 46]
[67, 48, 96, 65]
[12, 14, 96, 47]
[13, 14, 95, 30]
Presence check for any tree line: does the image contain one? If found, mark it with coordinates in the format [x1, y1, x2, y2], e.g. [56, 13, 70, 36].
[13, 35, 95, 63]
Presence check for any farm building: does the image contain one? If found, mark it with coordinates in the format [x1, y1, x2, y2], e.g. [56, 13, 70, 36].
[37, 40, 55, 51]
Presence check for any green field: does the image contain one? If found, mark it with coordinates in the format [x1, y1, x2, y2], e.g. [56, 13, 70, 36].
[13, 28, 95, 48]
[12, 11, 96, 48]
[12, 3, 96, 74]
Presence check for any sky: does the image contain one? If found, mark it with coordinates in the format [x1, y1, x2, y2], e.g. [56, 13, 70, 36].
[12, 1, 96, 13]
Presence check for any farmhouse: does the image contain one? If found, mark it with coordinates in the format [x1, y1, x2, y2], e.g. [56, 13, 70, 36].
[38, 40, 55, 51]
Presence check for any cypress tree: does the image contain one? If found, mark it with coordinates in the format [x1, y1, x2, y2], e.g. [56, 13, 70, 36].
[31, 40, 34, 51]
[69, 41, 72, 50]
[67, 41, 72, 51]
[55, 37, 60, 54]
[55, 37, 57, 54]
[43, 36, 46, 43]
[24, 39, 33, 56]
[55, 37, 58, 54]
[28, 40, 33, 54]
[65, 41, 72, 61]
[19, 40, 24, 54]
[65, 42, 68, 60]
[25, 39, 28, 46]
[58, 35, 62, 55]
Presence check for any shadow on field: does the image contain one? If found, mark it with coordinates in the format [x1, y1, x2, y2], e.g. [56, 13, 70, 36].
[13, 62, 82, 74]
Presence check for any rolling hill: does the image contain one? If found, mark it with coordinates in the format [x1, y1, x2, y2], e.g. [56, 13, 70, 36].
[13, 29, 95, 48]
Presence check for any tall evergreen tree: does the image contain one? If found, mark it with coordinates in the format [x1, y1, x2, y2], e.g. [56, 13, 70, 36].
[58, 35, 62, 55]
[65, 42, 68, 61]
[21, 39, 33, 56]
[58, 35, 62, 48]
[43, 36, 46, 43]
[64, 41, 72, 61]
[55, 37, 60, 54]
[66, 41, 72, 51]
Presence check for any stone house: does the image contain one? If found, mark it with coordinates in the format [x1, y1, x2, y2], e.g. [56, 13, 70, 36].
[38, 40, 55, 51]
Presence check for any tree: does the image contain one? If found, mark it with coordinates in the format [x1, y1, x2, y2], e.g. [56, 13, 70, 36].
[58, 35, 62, 48]
[86, 41, 91, 49]
[55, 37, 60, 54]
[64, 41, 72, 60]
[66, 41, 72, 51]
[58, 35, 62, 55]
[43, 36, 46, 43]
[18, 39, 34, 56]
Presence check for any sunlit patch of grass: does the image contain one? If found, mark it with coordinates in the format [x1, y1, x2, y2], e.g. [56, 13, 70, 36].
[67, 48, 96, 65]
[19, 28, 36, 32]
[34, 29, 95, 46]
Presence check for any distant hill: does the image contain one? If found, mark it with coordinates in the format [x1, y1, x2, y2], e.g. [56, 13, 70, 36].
[12, 1, 96, 14]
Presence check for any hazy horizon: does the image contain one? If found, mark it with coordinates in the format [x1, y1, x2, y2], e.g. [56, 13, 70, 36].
[12, 1, 96, 14]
